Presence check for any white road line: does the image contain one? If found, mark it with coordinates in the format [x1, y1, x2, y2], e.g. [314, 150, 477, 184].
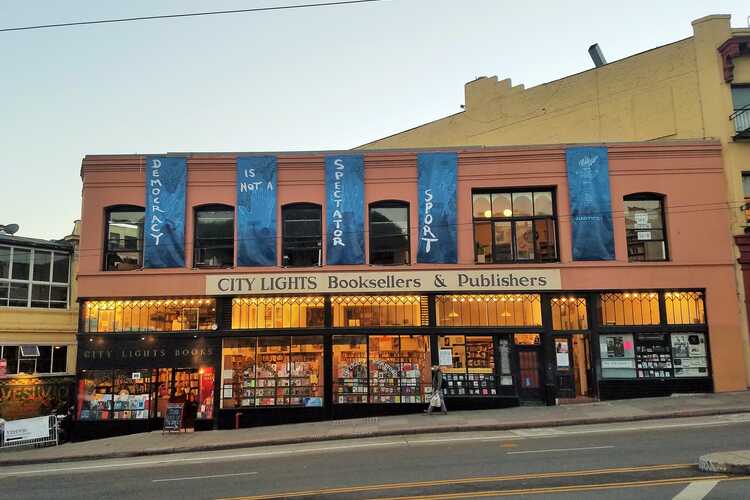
[507, 445, 614, 455]
[408, 435, 521, 444]
[152, 471, 258, 482]
[672, 479, 719, 499]
[0, 441, 405, 477]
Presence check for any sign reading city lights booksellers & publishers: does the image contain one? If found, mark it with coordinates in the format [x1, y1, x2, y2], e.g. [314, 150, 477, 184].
[206, 269, 561, 295]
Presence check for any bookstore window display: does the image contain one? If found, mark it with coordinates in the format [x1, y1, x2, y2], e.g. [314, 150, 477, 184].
[435, 294, 542, 327]
[231, 296, 325, 329]
[332, 296, 423, 328]
[77, 370, 114, 421]
[156, 368, 215, 420]
[599, 332, 710, 380]
[333, 335, 368, 404]
[221, 336, 324, 408]
[438, 336, 507, 396]
[368, 335, 431, 404]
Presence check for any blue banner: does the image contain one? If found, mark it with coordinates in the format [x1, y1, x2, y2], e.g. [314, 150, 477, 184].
[326, 155, 365, 265]
[566, 146, 615, 260]
[237, 156, 277, 266]
[417, 152, 457, 263]
[144, 156, 187, 268]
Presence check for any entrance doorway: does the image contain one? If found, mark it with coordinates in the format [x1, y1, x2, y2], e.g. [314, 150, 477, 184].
[513, 334, 543, 403]
[554, 334, 596, 401]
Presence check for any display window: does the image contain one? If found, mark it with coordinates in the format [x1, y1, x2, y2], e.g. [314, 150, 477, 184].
[368, 335, 431, 404]
[221, 336, 324, 408]
[113, 369, 155, 420]
[435, 294, 542, 327]
[664, 292, 706, 325]
[599, 292, 660, 326]
[551, 297, 588, 330]
[671, 333, 709, 377]
[332, 296, 423, 327]
[82, 298, 217, 333]
[438, 336, 500, 396]
[77, 370, 114, 421]
[231, 296, 324, 329]
[333, 335, 368, 404]
[157, 368, 215, 420]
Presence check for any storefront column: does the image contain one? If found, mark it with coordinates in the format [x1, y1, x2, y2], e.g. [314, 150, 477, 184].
[540, 294, 556, 405]
[211, 337, 222, 430]
[323, 296, 333, 417]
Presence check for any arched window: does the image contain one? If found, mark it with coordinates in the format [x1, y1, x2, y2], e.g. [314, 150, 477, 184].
[624, 193, 668, 262]
[194, 204, 234, 268]
[104, 205, 144, 271]
[369, 201, 410, 265]
[282, 203, 322, 267]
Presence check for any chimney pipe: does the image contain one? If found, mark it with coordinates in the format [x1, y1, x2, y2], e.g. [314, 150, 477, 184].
[588, 43, 607, 67]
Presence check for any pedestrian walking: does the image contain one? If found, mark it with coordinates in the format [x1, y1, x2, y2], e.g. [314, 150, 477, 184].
[425, 365, 448, 415]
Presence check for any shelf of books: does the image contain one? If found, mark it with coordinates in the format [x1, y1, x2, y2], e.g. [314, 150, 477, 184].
[113, 370, 154, 420]
[334, 346, 368, 404]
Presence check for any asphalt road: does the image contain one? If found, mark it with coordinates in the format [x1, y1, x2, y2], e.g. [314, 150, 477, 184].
[2, 414, 750, 499]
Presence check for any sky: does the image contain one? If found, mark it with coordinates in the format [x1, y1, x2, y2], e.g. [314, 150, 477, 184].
[1, 0, 749, 240]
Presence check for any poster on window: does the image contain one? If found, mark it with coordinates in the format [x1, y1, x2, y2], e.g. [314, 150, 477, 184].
[144, 156, 187, 268]
[325, 155, 365, 265]
[237, 156, 277, 266]
[417, 152, 457, 263]
[565, 147, 615, 261]
[555, 339, 570, 368]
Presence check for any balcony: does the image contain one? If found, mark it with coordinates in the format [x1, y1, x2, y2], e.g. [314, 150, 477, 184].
[732, 105, 750, 139]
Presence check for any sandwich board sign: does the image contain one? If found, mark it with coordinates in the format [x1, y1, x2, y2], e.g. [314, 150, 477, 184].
[163, 403, 184, 433]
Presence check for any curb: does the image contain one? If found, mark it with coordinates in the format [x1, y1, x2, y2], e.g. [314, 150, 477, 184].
[698, 450, 750, 474]
[2, 406, 750, 467]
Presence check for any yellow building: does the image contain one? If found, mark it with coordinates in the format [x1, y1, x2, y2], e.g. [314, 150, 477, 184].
[360, 14, 750, 388]
[0, 222, 79, 420]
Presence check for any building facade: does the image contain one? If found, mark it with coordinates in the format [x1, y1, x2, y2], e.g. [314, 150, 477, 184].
[0, 226, 79, 420]
[360, 15, 750, 385]
[74, 141, 744, 439]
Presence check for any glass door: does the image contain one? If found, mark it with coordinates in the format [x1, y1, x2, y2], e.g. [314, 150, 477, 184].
[513, 333, 543, 403]
[554, 336, 574, 399]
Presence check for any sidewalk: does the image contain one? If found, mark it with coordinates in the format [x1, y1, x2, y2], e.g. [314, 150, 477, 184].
[3, 391, 750, 466]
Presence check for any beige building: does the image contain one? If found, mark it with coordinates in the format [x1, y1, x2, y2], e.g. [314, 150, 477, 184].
[0, 222, 79, 420]
[360, 14, 750, 387]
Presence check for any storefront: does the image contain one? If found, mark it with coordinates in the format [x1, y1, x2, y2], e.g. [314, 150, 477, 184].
[74, 278, 713, 437]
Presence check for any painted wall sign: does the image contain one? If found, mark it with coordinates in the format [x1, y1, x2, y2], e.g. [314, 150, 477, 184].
[417, 152, 457, 263]
[144, 156, 187, 268]
[0, 377, 74, 421]
[237, 156, 277, 266]
[206, 269, 561, 295]
[565, 147, 615, 260]
[325, 155, 365, 265]
[77, 338, 217, 370]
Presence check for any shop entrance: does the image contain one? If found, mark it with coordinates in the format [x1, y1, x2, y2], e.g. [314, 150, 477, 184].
[513, 334, 543, 403]
[554, 334, 595, 401]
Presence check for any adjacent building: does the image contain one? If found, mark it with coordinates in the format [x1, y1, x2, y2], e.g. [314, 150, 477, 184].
[0, 224, 79, 420]
[360, 15, 750, 385]
[73, 141, 744, 439]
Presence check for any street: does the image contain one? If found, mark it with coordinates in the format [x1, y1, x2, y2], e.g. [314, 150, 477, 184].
[1, 414, 749, 499]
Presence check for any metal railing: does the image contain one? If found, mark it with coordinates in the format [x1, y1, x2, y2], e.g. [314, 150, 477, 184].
[731, 105, 750, 137]
[0, 415, 60, 451]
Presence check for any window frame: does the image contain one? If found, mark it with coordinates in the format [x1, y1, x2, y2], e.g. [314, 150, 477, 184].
[0, 344, 69, 376]
[281, 202, 323, 268]
[623, 193, 669, 262]
[192, 203, 235, 269]
[471, 188, 560, 264]
[103, 205, 145, 271]
[0, 244, 70, 309]
[368, 200, 411, 266]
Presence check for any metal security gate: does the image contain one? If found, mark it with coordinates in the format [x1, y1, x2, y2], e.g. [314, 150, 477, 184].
[0, 415, 59, 450]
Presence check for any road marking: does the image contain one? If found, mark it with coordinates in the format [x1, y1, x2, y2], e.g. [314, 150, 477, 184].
[0, 441, 405, 477]
[369, 475, 732, 500]
[672, 479, 720, 499]
[407, 435, 520, 444]
[153, 471, 258, 483]
[218, 463, 693, 500]
[506, 445, 614, 455]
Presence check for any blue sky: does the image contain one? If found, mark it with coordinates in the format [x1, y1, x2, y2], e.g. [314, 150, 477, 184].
[1, 0, 748, 239]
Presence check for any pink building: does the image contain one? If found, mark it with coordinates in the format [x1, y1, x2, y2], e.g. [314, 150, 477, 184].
[73, 140, 745, 439]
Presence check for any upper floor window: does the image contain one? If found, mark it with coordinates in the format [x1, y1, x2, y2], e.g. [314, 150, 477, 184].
[82, 298, 216, 333]
[282, 203, 322, 267]
[624, 194, 668, 262]
[472, 189, 557, 263]
[369, 201, 410, 265]
[742, 173, 750, 223]
[0, 344, 68, 376]
[194, 205, 234, 268]
[0, 245, 70, 309]
[731, 85, 750, 137]
[105, 206, 144, 271]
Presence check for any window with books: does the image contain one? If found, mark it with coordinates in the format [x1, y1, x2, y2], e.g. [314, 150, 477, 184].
[368, 335, 431, 404]
[221, 336, 324, 408]
[624, 194, 668, 262]
[333, 335, 368, 404]
[438, 335, 503, 396]
[435, 294, 542, 327]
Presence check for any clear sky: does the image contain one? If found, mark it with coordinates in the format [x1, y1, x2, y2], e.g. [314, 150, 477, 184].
[1, 0, 748, 239]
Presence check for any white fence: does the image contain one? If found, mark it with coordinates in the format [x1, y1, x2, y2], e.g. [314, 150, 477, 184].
[0, 415, 59, 450]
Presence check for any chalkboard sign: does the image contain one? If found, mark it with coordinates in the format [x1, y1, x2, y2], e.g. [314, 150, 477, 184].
[163, 403, 184, 432]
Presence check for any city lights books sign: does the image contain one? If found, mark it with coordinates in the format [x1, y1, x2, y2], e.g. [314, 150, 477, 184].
[206, 269, 561, 295]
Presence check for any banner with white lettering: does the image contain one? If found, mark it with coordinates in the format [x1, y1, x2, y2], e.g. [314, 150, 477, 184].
[237, 156, 277, 266]
[144, 156, 187, 268]
[417, 152, 457, 263]
[325, 155, 365, 265]
[566, 147, 615, 260]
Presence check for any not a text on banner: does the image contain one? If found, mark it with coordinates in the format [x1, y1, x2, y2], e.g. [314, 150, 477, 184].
[237, 156, 277, 266]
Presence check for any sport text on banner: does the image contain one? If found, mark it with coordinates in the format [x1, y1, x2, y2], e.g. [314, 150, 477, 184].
[417, 152, 457, 263]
